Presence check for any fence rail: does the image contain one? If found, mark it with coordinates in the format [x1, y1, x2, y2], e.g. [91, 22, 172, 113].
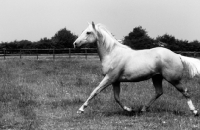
[0, 48, 200, 60]
[0, 48, 98, 60]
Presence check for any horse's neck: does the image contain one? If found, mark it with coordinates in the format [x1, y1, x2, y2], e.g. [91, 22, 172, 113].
[96, 27, 130, 62]
[97, 41, 108, 61]
[96, 34, 116, 61]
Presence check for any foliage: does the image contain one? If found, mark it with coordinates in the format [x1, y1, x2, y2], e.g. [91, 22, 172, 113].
[154, 34, 200, 51]
[0, 25, 200, 51]
[51, 28, 77, 49]
[0, 28, 77, 49]
[124, 26, 156, 49]
[124, 26, 155, 49]
[35, 37, 54, 49]
[123, 26, 200, 51]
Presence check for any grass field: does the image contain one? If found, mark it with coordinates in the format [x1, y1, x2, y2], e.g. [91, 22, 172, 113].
[0, 57, 200, 130]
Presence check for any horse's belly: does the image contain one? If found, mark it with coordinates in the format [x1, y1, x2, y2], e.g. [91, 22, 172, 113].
[118, 70, 154, 82]
[117, 54, 161, 82]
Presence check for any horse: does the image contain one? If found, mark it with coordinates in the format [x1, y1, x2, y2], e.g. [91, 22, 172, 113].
[73, 22, 200, 116]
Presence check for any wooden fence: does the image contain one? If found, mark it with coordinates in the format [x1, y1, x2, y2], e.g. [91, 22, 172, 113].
[0, 48, 98, 60]
[0, 48, 200, 60]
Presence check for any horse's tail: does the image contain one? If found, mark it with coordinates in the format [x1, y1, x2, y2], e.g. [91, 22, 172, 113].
[179, 55, 200, 77]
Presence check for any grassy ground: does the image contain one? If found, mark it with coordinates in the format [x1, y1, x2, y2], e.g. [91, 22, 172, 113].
[0, 57, 200, 130]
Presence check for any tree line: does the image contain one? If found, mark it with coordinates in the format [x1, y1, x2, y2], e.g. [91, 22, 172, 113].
[124, 26, 200, 51]
[1, 26, 200, 51]
[0, 28, 77, 50]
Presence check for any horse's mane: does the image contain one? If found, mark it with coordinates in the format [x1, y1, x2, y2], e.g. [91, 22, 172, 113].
[95, 23, 130, 51]
[96, 24, 116, 40]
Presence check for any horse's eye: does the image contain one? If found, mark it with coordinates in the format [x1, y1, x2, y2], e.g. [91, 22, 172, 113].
[86, 32, 91, 35]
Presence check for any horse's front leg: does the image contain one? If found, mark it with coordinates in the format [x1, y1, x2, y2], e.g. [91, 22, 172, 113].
[77, 75, 112, 114]
[112, 82, 132, 112]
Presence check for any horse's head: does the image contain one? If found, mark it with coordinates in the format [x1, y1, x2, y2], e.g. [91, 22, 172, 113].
[73, 22, 98, 48]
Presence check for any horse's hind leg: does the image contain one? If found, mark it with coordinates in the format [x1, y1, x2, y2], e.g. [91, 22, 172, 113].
[141, 74, 163, 112]
[173, 82, 198, 116]
[112, 82, 132, 112]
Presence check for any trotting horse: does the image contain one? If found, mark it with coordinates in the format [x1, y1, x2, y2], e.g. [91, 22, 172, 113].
[73, 22, 200, 116]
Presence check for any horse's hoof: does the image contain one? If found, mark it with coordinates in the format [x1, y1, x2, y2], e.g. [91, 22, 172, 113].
[194, 113, 199, 117]
[194, 110, 199, 117]
[140, 108, 146, 112]
[124, 106, 133, 112]
[140, 106, 149, 113]
[77, 110, 84, 114]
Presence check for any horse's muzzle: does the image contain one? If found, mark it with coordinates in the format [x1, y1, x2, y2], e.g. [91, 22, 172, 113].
[73, 42, 78, 48]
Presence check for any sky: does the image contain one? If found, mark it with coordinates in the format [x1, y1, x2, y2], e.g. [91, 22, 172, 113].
[0, 0, 200, 42]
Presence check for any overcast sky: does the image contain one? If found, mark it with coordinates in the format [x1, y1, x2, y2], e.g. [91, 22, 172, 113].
[0, 0, 200, 42]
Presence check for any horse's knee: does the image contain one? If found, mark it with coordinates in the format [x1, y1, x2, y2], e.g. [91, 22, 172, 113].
[183, 88, 191, 98]
[174, 83, 190, 98]
[178, 87, 190, 98]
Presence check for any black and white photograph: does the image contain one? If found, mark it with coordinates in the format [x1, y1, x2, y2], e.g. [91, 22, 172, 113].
[0, 0, 200, 129]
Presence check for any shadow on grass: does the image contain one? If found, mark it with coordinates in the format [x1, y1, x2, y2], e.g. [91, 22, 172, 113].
[149, 107, 188, 116]
[98, 103, 188, 118]
[102, 110, 140, 117]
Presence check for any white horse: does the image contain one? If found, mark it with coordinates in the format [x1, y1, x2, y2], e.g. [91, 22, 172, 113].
[73, 22, 200, 116]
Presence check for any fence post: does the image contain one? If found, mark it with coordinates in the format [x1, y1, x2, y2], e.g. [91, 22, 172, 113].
[36, 49, 39, 60]
[3, 48, 6, 60]
[53, 49, 55, 60]
[85, 48, 87, 59]
[69, 48, 71, 59]
[20, 49, 22, 59]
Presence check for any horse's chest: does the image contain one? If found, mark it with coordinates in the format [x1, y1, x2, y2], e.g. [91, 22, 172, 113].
[102, 65, 112, 75]
[101, 59, 121, 75]
[101, 63, 116, 75]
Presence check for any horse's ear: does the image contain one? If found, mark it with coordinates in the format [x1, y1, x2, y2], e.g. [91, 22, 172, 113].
[92, 21, 96, 30]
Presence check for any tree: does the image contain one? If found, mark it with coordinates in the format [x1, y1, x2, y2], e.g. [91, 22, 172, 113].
[156, 34, 180, 51]
[190, 40, 200, 51]
[123, 26, 155, 49]
[35, 37, 53, 49]
[51, 28, 77, 48]
[155, 34, 193, 51]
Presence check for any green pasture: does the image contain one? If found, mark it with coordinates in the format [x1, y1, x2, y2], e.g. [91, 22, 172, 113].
[0, 57, 200, 130]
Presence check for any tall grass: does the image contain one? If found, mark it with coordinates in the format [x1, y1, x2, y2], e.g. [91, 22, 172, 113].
[0, 58, 200, 129]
